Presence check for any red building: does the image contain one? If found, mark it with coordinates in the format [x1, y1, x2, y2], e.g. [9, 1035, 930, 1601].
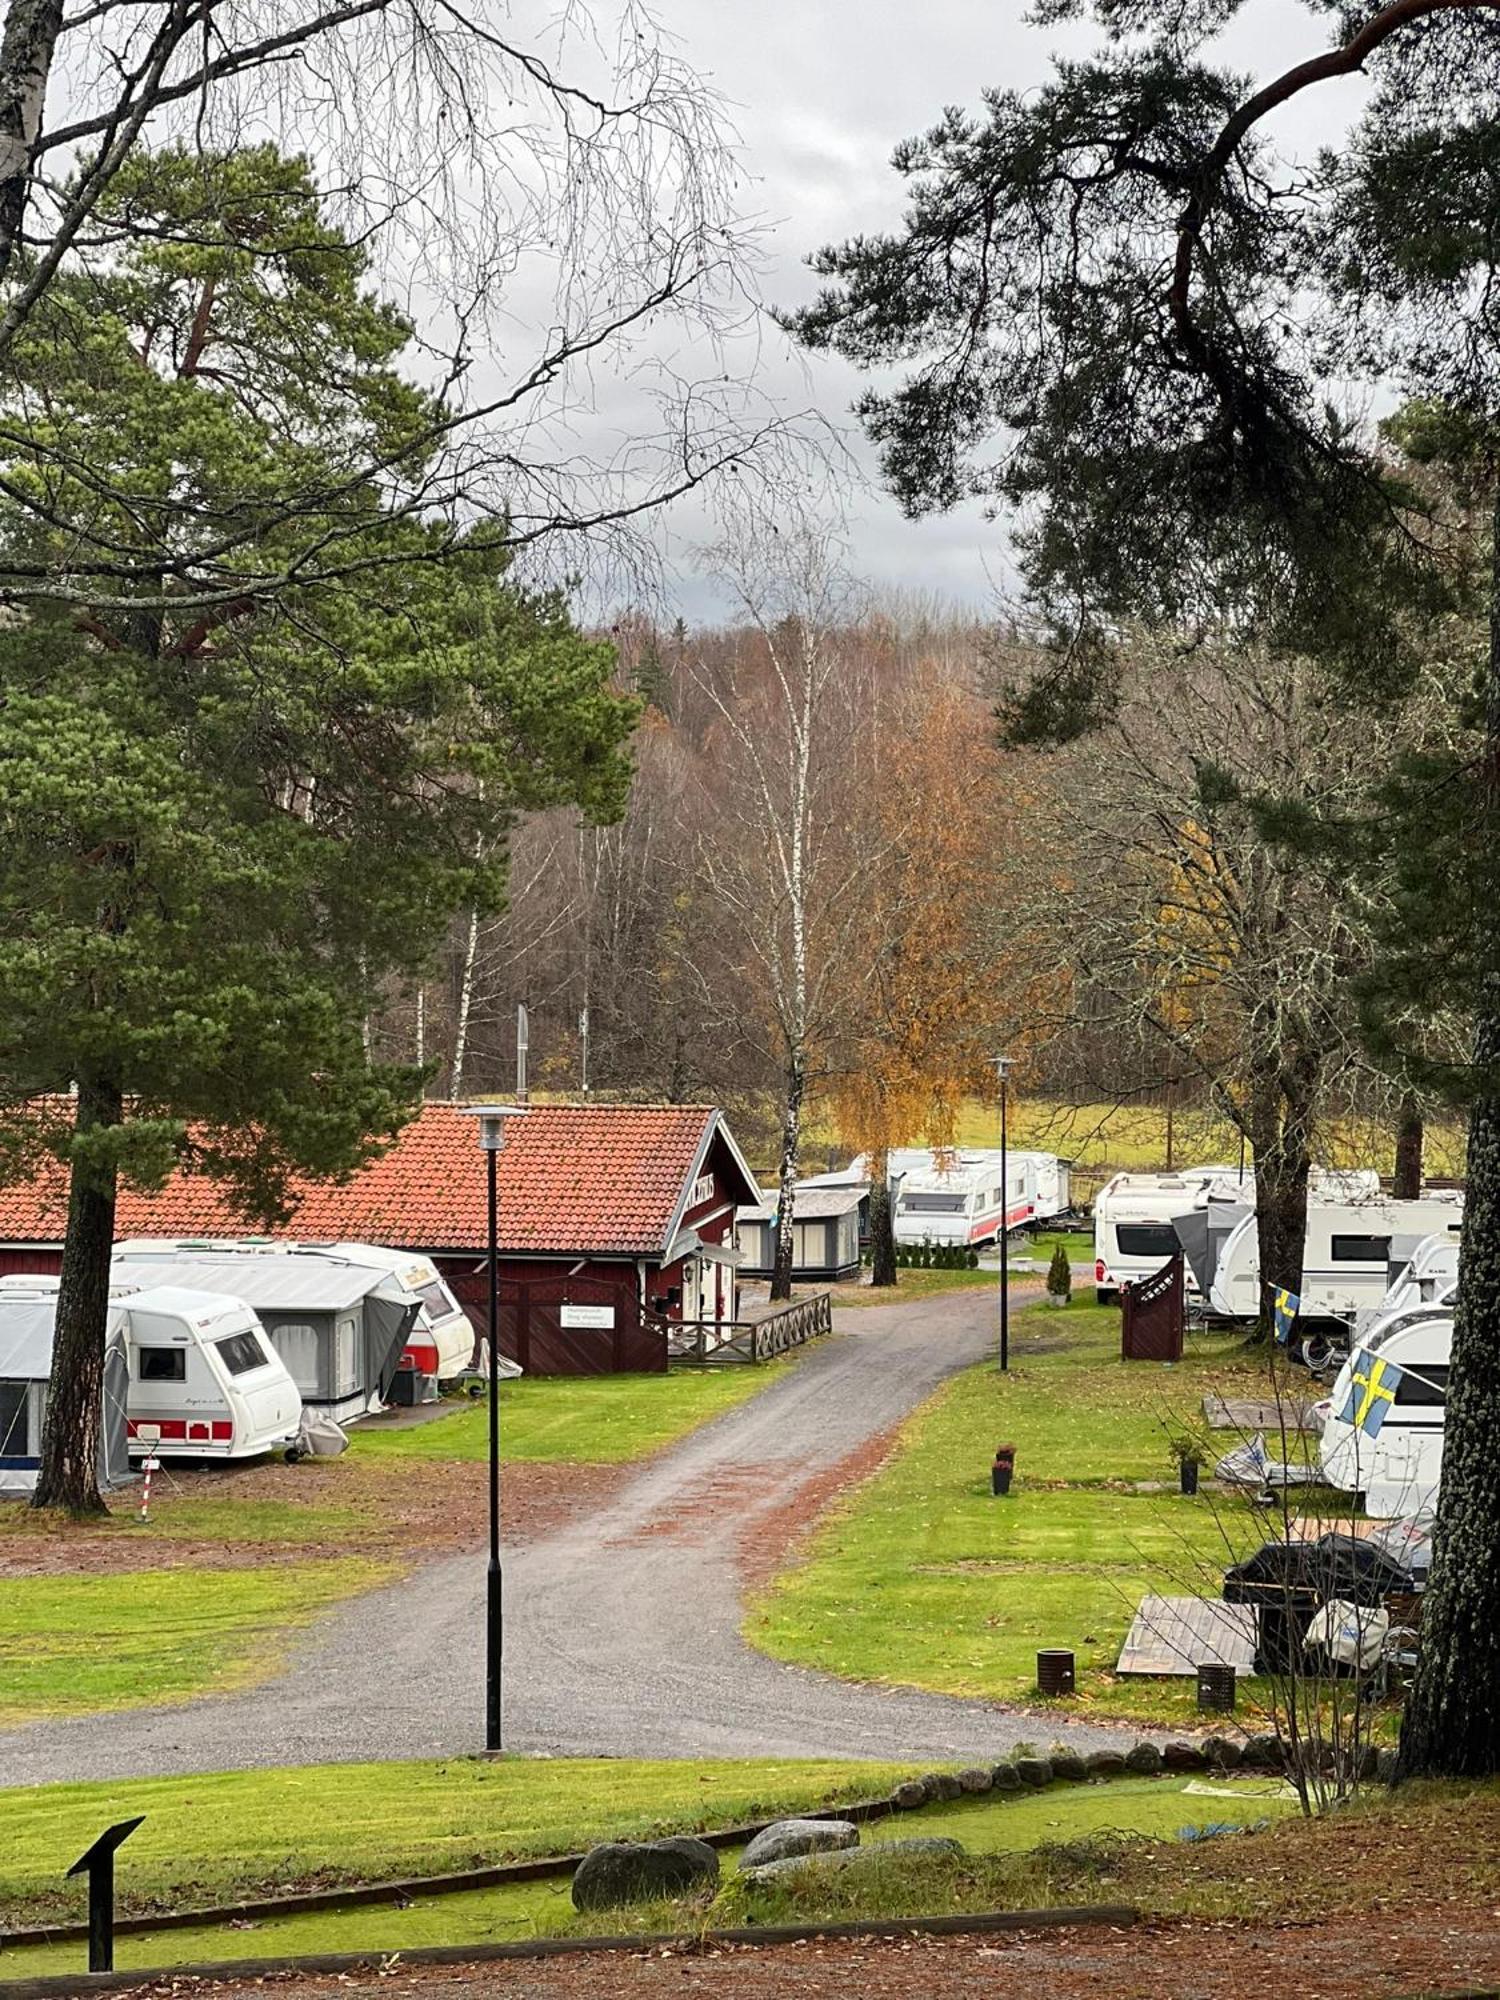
[0, 1102, 761, 1375]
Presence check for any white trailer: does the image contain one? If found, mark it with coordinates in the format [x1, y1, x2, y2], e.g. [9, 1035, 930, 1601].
[1318, 1302, 1451, 1517]
[881, 1148, 1035, 1247]
[287, 1243, 477, 1401]
[1207, 1192, 1463, 1325]
[1093, 1166, 1243, 1304]
[1380, 1226, 1461, 1317]
[1007, 1152, 1072, 1221]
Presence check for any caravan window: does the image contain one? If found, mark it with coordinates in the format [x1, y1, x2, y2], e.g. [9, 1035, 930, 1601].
[0, 1381, 27, 1456]
[417, 1279, 458, 1322]
[334, 1316, 358, 1395]
[275, 1322, 321, 1395]
[215, 1330, 269, 1377]
[136, 1346, 186, 1383]
[1115, 1223, 1179, 1259]
[901, 1193, 965, 1214]
[1331, 1234, 1392, 1263]
[1394, 1365, 1449, 1407]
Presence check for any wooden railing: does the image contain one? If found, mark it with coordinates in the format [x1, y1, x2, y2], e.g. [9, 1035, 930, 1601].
[660, 1291, 833, 1366]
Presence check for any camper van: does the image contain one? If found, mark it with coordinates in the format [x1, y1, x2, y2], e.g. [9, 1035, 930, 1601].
[883, 1148, 1035, 1247]
[112, 1243, 418, 1426]
[0, 1292, 131, 1496]
[1206, 1193, 1462, 1326]
[285, 1244, 475, 1402]
[0, 1276, 303, 1461]
[1093, 1167, 1243, 1304]
[1318, 1302, 1452, 1517]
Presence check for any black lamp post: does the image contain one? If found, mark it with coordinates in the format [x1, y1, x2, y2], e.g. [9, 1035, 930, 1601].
[994, 1055, 1013, 1373]
[462, 1102, 526, 1752]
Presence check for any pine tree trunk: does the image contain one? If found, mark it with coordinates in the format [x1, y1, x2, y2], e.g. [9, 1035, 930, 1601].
[1398, 484, 1500, 1780]
[1394, 1094, 1424, 1199]
[868, 1153, 897, 1287]
[31, 1080, 122, 1515]
[770, 1059, 805, 1303]
[1248, 1051, 1315, 1334]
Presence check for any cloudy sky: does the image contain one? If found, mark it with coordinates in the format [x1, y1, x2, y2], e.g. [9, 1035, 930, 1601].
[612, 0, 1369, 622]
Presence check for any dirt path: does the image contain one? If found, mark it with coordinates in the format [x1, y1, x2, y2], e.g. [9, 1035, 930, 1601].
[0, 1290, 1142, 1784]
[85, 1910, 1500, 2000]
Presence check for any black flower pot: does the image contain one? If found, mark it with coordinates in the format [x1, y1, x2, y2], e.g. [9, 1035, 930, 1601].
[1180, 1460, 1200, 1496]
[992, 1462, 1013, 1496]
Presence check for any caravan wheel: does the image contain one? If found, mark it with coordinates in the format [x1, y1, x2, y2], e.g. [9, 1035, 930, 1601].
[1299, 1331, 1340, 1377]
[284, 1446, 304, 1465]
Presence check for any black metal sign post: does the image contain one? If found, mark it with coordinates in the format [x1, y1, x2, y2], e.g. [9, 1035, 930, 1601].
[67, 1817, 145, 1972]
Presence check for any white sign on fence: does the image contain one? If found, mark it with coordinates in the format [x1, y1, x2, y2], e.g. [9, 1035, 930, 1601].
[560, 1303, 615, 1330]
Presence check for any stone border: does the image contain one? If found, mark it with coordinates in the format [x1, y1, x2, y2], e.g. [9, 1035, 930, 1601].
[0, 1903, 1140, 2000]
[0, 1736, 1273, 1953]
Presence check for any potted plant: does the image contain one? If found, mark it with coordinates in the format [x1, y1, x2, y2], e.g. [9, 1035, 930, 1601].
[1169, 1434, 1204, 1495]
[1045, 1240, 1072, 1307]
[992, 1443, 1017, 1496]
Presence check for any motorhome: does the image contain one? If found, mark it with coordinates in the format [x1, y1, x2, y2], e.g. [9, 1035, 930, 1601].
[112, 1242, 418, 1426]
[1206, 1193, 1462, 1327]
[1318, 1302, 1452, 1517]
[0, 1292, 131, 1496]
[1093, 1166, 1243, 1303]
[286, 1243, 476, 1402]
[0, 1276, 303, 1461]
[880, 1148, 1035, 1248]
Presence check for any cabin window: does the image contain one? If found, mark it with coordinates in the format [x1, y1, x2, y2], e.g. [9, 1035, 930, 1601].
[1115, 1223, 1179, 1259]
[215, 1330, 269, 1377]
[274, 1323, 322, 1394]
[0, 1381, 27, 1456]
[417, 1279, 457, 1322]
[1394, 1365, 1449, 1407]
[136, 1346, 187, 1383]
[1330, 1234, 1392, 1264]
[334, 1316, 358, 1395]
[900, 1193, 966, 1214]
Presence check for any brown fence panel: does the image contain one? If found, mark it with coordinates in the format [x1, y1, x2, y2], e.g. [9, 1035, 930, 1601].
[447, 1269, 665, 1377]
[1121, 1254, 1185, 1362]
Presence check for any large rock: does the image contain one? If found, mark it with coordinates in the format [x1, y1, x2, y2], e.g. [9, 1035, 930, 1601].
[740, 1818, 859, 1871]
[956, 1766, 993, 1794]
[1202, 1735, 1242, 1771]
[1015, 1755, 1053, 1788]
[889, 1779, 929, 1811]
[743, 1837, 965, 1884]
[1085, 1749, 1127, 1778]
[1163, 1741, 1206, 1771]
[1124, 1741, 1163, 1775]
[571, 1837, 719, 1911]
[989, 1761, 1023, 1791]
[1048, 1747, 1088, 1783]
[930, 1771, 965, 1801]
[1241, 1733, 1285, 1771]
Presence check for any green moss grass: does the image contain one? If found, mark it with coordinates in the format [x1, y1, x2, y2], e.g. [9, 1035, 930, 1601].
[0, 1560, 393, 1724]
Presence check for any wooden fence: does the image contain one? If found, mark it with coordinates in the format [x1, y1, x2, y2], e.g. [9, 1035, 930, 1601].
[662, 1291, 833, 1366]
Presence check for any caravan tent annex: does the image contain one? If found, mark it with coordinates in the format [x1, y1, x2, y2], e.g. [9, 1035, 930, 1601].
[112, 1244, 418, 1426]
[0, 1295, 131, 1496]
[735, 1183, 864, 1282]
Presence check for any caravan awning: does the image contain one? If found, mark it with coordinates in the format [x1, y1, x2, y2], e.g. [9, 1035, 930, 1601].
[665, 1228, 744, 1269]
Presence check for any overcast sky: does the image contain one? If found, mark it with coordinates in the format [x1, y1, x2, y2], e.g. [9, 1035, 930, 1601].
[618, 0, 1369, 624]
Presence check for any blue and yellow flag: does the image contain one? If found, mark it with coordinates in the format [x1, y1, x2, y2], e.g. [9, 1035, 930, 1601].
[1338, 1351, 1404, 1439]
[1271, 1287, 1300, 1346]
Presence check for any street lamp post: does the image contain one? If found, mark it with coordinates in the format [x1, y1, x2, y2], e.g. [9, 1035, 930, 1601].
[994, 1057, 1013, 1373]
[462, 1103, 527, 1752]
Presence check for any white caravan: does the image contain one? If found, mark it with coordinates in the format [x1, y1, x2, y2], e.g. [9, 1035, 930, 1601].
[881, 1148, 1035, 1247]
[112, 1242, 418, 1426]
[287, 1243, 476, 1400]
[0, 1292, 132, 1495]
[1007, 1152, 1073, 1221]
[1207, 1193, 1462, 1326]
[1318, 1303, 1452, 1517]
[1381, 1227, 1461, 1318]
[0, 1278, 301, 1464]
[1093, 1167, 1243, 1303]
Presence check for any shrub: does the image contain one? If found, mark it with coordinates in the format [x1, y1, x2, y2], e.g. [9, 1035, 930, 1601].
[1046, 1241, 1072, 1300]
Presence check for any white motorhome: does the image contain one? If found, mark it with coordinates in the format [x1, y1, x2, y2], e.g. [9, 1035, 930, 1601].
[1093, 1166, 1243, 1303]
[880, 1148, 1035, 1247]
[0, 1278, 300, 1464]
[112, 1243, 418, 1426]
[0, 1293, 132, 1495]
[1207, 1193, 1463, 1326]
[287, 1243, 476, 1402]
[1319, 1303, 1451, 1517]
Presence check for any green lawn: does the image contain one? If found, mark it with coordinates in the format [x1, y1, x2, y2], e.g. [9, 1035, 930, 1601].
[750, 1306, 1296, 1726]
[0, 1560, 393, 1724]
[830, 1266, 998, 1308]
[351, 1364, 793, 1465]
[0, 1767, 1295, 1977]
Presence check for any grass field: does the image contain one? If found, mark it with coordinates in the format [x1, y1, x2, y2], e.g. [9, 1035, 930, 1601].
[350, 1364, 793, 1464]
[749, 1304, 1305, 1726]
[0, 1559, 393, 1724]
[0, 1765, 1298, 1976]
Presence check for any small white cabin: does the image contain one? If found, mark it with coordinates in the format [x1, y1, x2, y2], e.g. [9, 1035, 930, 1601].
[0, 1293, 132, 1496]
[1319, 1303, 1451, 1516]
[735, 1183, 864, 1281]
[879, 1148, 1034, 1247]
[1208, 1193, 1463, 1325]
[0, 1277, 302, 1461]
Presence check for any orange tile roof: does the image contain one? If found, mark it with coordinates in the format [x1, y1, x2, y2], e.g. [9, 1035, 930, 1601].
[0, 1102, 747, 1256]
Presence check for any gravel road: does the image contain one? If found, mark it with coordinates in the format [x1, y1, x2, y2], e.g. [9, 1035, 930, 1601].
[0, 1290, 1135, 1787]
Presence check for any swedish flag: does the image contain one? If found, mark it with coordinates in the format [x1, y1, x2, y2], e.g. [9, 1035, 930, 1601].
[1338, 1351, 1404, 1439]
[1271, 1287, 1300, 1346]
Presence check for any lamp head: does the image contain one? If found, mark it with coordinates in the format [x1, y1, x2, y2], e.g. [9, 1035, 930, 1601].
[461, 1103, 527, 1153]
[992, 1054, 1014, 1083]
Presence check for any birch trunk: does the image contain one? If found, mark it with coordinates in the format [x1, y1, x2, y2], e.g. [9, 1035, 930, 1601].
[31, 1079, 122, 1514]
[770, 1056, 805, 1302]
[449, 904, 480, 1101]
[0, 0, 61, 281]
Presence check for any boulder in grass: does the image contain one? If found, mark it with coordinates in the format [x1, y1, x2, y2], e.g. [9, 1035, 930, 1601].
[1015, 1755, 1053, 1788]
[742, 1837, 966, 1885]
[930, 1772, 965, 1801]
[956, 1766, 993, 1794]
[740, 1819, 858, 1871]
[1048, 1747, 1088, 1783]
[1124, 1741, 1163, 1775]
[1242, 1733, 1284, 1771]
[1085, 1749, 1128, 1778]
[1202, 1735, 1242, 1771]
[1163, 1741, 1206, 1771]
[890, 1779, 929, 1811]
[989, 1761, 1023, 1791]
[571, 1837, 718, 1911]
